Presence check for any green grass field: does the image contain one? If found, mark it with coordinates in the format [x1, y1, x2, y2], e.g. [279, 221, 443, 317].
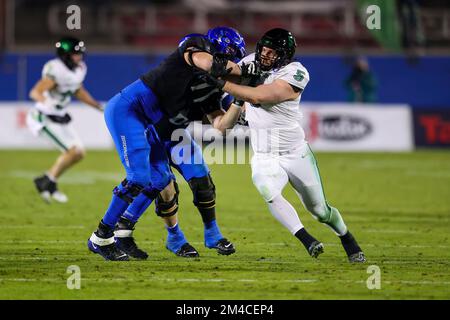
[0, 149, 449, 300]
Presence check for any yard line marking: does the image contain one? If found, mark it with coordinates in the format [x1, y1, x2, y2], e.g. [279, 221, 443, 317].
[0, 240, 85, 244]
[0, 240, 449, 249]
[364, 229, 421, 234]
[0, 225, 86, 229]
[0, 226, 440, 234]
[0, 278, 448, 286]
[7, 170, 123, 184]
[0, 277, 318, 284]
[0, 278, 62, 282]
[343, 207, 450, 218]
[0, 257, 52, 260]
[339, 216, 450, 223]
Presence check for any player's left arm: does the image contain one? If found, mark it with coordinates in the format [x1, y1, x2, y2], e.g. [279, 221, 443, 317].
[74, 85, 103, 111]
[222, 79, 301, 105]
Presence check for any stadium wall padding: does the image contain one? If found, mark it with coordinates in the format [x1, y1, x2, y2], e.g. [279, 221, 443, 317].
[0, 102, 414, 151]
[0, 54, 449, 108]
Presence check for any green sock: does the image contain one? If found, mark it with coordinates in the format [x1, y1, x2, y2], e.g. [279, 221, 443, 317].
[324, 206, 347, 236]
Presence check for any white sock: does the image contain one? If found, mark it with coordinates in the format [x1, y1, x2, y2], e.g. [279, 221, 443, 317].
[267, 194, 304, 234]
[46, 173, 57, 182]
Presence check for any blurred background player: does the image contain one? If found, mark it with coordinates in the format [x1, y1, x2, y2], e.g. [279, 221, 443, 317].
[27, 37, 103, 203]
[114, 28, 246, 260]
[345, 56, 377, 103]
[87, 27, 250, 261]
[205, 28, 366, 262]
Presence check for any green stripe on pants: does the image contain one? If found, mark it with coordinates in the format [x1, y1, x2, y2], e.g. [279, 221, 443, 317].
[42, 126, 69, 151]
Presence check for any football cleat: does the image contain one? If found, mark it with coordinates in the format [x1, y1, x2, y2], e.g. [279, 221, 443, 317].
[115, 237, 148, 260]
[51, 190, 68, 203]
[207, 238, 236, 255]
[87, 239, 129, 261]
[114, 217, 148, 260]
[204, 220, 235, 255]
[166, 224, 201, 258]
[33, 175, 52, 203]
[348, 251, 366, 263]
[88, 231, 129, 261]
[340, 231, 365, 263]
[307, 241, 324, 258]
[33, 175, 68, 203]
[174, 243, 200, 258]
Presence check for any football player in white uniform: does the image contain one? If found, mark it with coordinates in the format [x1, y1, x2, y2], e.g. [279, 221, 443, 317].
[27, 37, 103, 203]
[205, 28, 365, 262]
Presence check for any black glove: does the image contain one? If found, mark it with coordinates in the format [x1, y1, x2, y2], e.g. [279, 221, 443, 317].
[233, 98, 245, 107]
[211, 52, 232, 78]
[197, 71, 226, 89]
[240, 61, 261, 78]
[236, 109, 248, 126]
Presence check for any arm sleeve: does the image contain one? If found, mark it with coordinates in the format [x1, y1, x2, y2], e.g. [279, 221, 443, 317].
[220, 93, 234, 110]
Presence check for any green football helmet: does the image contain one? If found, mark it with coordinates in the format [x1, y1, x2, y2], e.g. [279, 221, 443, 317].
[255, 28, 297, 70]
[55, 36, 86, 70]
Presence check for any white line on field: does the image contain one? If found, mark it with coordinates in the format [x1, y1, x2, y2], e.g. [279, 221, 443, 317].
[0, 226, 443, 236]
[0, 257, 52, 260]
[343, 207, 450, 219]
[0, 278, 448, 286]
[0, 240, 449, 249]
[7, 170, 123, 185]
[0, 225, 86, 229]
[364, 229, 421, 234]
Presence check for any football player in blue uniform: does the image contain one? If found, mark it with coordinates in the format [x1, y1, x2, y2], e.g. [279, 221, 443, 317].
[113, 29, 243, 260]
[88, 27, 255, 260]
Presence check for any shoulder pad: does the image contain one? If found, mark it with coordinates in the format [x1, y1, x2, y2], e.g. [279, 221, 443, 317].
[179, 36, 214, 54]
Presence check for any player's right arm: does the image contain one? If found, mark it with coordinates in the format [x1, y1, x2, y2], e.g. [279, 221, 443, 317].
[29, 77, 56, 103]
[184, 51, 242, 77]
[222, 79, 300, 105]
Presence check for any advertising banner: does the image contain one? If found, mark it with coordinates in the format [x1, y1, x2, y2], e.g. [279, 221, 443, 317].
[300, 103, 413, 151]
[413, 109, 450, 148]
[0, 103, 112, 149]
[0, 103, 414, 152]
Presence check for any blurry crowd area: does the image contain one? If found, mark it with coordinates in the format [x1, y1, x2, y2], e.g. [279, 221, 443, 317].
[0, 0, 449, 54]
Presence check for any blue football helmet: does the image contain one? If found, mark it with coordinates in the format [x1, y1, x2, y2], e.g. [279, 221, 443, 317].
[206, 27, 246, 63]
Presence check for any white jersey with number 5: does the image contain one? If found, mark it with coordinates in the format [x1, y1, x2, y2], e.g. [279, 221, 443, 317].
[37, 58, 87, 116]
[239, 53, 309, 154]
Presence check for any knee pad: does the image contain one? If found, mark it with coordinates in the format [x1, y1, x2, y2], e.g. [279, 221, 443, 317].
[142, 185, 161, 200]
[188, 174, 216, 209]
[113, 179, 144, 204]
[251, 156, 287, 202]
[155, 181, 179, 217]
[251, 173, 282, 203]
